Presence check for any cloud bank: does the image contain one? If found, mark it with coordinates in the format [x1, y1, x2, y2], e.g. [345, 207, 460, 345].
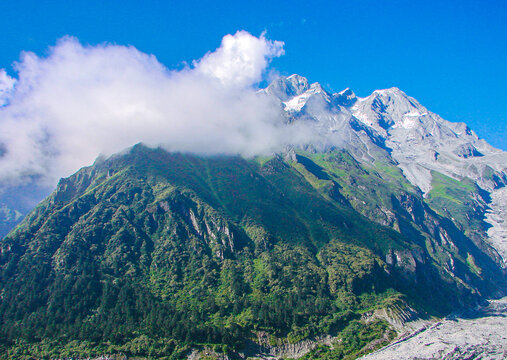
[0, 31, 310, 187]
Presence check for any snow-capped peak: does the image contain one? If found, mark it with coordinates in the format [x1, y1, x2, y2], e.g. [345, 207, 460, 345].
[263, 74, 310, 101]
[263, 75, 507, 196]
[286, 74, 309, 89]
[372, 86, 404, 95]
[282, 80, 331, 112]
[338, 87, 353, 96]
[351, 87, 426, 132]
[263, 74, 332, 112]
[334, 87, 356, 106]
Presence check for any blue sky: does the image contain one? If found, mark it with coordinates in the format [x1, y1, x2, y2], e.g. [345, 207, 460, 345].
[1, 0, 506, 149]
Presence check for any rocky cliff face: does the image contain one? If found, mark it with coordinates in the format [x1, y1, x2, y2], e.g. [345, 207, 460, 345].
[260, 75, 507, 359]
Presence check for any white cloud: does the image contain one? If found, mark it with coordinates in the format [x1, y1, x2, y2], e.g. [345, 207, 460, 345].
[0, 31, 311, 188]
[0, 69, 16, 106]
[194, 30, 284, 88]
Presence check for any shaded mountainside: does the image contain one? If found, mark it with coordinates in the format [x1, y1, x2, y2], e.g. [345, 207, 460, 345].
[0, 145, 504, 359]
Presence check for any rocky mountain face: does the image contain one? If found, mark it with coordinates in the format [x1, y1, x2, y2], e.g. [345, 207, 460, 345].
[0, 75, 505, 359]
[265, 74, 507, 194]
[263, 74, 507, 270]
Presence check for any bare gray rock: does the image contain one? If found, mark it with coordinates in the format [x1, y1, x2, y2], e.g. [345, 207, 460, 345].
[485, 187, 507, 268]
[359, 297, 507, 360]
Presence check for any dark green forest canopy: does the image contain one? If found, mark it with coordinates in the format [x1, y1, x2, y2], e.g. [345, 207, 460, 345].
[0, 145, 503, 359]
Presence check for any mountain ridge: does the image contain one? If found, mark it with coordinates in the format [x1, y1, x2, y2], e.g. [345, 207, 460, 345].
[1, 143, 505, 359]
[263, 74, 507, 269]
[0, 74, 505, 359]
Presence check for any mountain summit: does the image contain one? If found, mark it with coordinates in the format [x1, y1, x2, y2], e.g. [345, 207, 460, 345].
[0, 75, 505, 359]
[263, 75, 507, 269]
[265, 74, 505, 193]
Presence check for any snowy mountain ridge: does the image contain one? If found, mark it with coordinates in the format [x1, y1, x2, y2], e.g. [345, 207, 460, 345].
[263, 74, 507, 266]
[264, 74, 507, 194]
[263, 75, 507, 358]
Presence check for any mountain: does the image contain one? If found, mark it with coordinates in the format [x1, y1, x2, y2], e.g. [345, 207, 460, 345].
[263, 75, 507, 267]
[0, 75, 506, 359]
[265, 75, 506, 191]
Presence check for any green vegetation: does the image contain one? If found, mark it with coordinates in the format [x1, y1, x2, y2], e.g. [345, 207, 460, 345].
[0, 145, 502, 359]
[294, 149, 418, 229]
[426, 170, 485, 236]
[294, 150, 502, 305]
[297, 319, 397, 360]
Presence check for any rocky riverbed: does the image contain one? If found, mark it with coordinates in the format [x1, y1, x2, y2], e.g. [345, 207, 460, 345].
[359, 297, 507, 360]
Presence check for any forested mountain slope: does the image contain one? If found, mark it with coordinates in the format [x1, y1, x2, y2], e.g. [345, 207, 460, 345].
[0, 144, 504, 359]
